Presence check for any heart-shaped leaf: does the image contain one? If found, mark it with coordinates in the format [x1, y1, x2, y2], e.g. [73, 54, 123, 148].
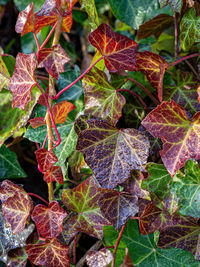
[31, 201, 67, 238]
[26, 238, 70, 267]
[9, 53, 36, 109]
[15, 2, 34, 36]
[43, 166, 64, 184]
[75, 116, 150, 189]
[35, 149, 58, 172]
[37, 44, 70, 80]
[83, 67, 126, 125]
[61, 177, 111, 243]
[88, 23, 138, 72]
[142, 100, 200, 176]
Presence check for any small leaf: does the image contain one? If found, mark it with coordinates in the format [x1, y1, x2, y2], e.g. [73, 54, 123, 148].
[52, 100, 75, 124]
[29, 117, 46, 129]
[26, 238, 70, 267]
[86, 248, 113, 267]
[79, 0, 99, 29]
[31, 201, 67, 238]
[98, 190, 138, 230]
[43, 166, 64, 184]
[37, 44, 70, 80]
[35, 149, 58, 172]
[9, 53, 36, 109]
[61, 177, 111, 243]
[0, 56, 10, 91]
[88, 23, 138, 72]
[142, 100, 200, 176]
[83, 67, 126, 125]
[75, 116, 150, 189]
[15, 2, 34, 36]
[137, 14, 173, 41]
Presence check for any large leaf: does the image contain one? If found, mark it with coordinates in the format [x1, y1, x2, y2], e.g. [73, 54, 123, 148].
[142, 163, 172, 199]
[98, 190, 138, 230]
[88, 23, 138, 72]
[0, 87, 40, 145]
[122, 219, 199, 266]
[75, 116, 150, 189]
[180, 8, 200, 51]
[83, 67, 126, 125]
[61, 177, 111, 243]
[163, 70, 200, 114]
[79, 0, 99, 29]
[159, 0, 183, 12]
[15, 3, 34, 36]
[9, 53, 36, 110]
[0, 145, 27, 179]
[26, 238, 70, 267]
[31, 201, 67, 238]
[142, 100, 200, 176]
[37, 44, 70, 80]
[106, 0, 173, 29]
[171, 160, 200, 218]
[0, 56, 10, 91]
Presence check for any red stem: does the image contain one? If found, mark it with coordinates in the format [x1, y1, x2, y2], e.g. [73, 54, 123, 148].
[40, 22, 58, 50]
[128, 77, 159, 105]
[73, 234, 77, 265]
[174, 12, 178, 59]
[117, 88, 148, 112]
[36, 143, 40, 150]
[33, 33, 40, 51]
[112, 224, 126, 267]
[36, 82, 61, 149]
[54, 56, 104, 99]
[28, 193, 49, 206]
[168, 53, 200, 67]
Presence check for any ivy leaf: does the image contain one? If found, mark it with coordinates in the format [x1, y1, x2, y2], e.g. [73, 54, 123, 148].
[35, 149, 58, 172]
[0, 145, 27, 180]
[88, 23, 138, 72]
[15, 2, 34, 36]
[9, 53, 36, 109]
[122, 219, 199, 266]
[159, 0, 183, 13]
[136, 51, 168, 102]
[37, 44, 70, 80]
[180, 8, 200, 51]
[83, 67, 126, 125]
[86, 248, 113, 267]
[142, 100, 200, 176]
[36, 0, 60, 16]
[0, 56, 10, 91]
[137, 14, 173, 41]
[2, 190, 32, 234]
[163, 70, 200, 114]
[26, 238, 70, 267]
[6, 247, 28, 267]
[141, 163, 172, 200]
[75, 116, 150, 189]
[31, 201, 67, 238]
[52, 100, 75, 124]
[43, 166, 64, 184]
[79, 0, 99, 29]
[98, 190, 138, 230]
[29, 117, 46, 128]
[158, 215, 200, 258]
[61, 177, 111, 243]
[171, 160, 200, 218]
[0, 180, 26, 203]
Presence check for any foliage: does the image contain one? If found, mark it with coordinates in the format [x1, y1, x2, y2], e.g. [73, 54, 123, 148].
[0, 0, 200, 266]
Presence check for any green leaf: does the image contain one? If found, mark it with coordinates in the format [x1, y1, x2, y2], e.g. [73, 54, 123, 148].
[83, 67, 126, 126]
[0, 87, 40, 146]
[79, 0, 99, 29]
[0, 145, 27, 179]
[106, 0, 173, 30]
[180, 8, 200, 51]
[122, 219, 199, 266]
[142, 163, 172, 199]
[171, 160, 200, 218]
[14, 0, 43, 12]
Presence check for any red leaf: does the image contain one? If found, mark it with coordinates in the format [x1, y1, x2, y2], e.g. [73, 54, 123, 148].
[15, 3, 34, 36]
[37, 44, 70, 80]
[52, 100, 75, 124]
[9, 53, 36, 109]
[142, 100, 200, 176]
[0, 180, 26, 203]
[29, 117, 46, 129]
[26, 238, 70, 267]
[35, 148, 58, 172]
[88, 23, 138, 72]
[136, 51, 168, 102]
[2, 190, 32, 234]
[43, 166, 64, 184]
[31, 201, 67, 238]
